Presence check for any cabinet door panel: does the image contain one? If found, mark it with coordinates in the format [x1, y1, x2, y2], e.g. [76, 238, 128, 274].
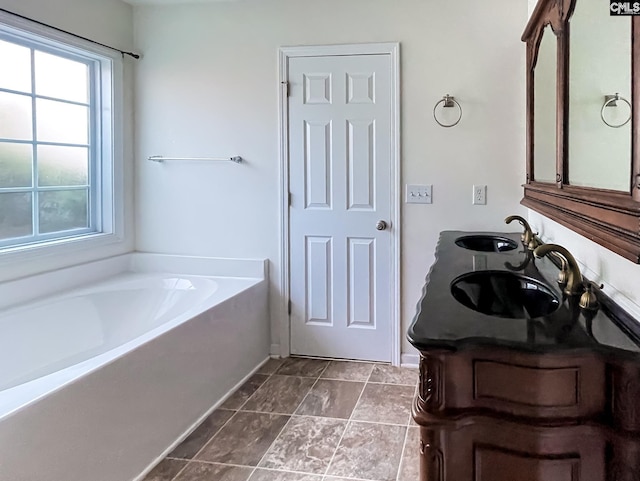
[475, 447, 578, 481]
[414, 415, 607, 481]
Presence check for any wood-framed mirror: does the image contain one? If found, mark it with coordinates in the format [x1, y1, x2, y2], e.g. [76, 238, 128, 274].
[522, 0, 640, 262]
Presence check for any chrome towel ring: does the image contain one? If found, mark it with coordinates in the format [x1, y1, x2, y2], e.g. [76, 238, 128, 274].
[601, 93, 631, 128]
[433, 94, 462, 128]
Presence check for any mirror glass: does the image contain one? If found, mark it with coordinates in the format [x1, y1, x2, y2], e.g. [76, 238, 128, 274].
[568, 0, 631, 191]
[533, 25, 557, 183]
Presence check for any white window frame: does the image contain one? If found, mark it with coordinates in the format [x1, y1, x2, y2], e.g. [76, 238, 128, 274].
[0, 12, 124, 262]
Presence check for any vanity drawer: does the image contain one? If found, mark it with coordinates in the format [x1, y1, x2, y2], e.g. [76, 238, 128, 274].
[417, 414, 608, 481]
[418, 348, 606, 420]
[475, 448, 579, 481]
[473, 360, 580, 408]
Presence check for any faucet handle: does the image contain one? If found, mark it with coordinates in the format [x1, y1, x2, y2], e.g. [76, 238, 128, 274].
[557, 258, 569, 286]
[579, 282, 603, 310]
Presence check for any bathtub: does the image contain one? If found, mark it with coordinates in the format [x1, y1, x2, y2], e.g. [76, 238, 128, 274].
[0, 253, 269, 481]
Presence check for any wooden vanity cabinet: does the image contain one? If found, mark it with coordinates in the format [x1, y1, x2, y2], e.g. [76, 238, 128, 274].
[413, 349, 640, 481]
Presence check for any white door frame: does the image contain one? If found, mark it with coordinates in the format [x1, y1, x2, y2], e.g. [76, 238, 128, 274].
[277, 43, 401, 365]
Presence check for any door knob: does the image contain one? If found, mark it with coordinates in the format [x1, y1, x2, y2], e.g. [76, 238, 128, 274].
[376, 220, 388, 231]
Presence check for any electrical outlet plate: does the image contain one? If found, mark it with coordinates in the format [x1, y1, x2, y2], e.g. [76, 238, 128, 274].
[406, 184, 433, 204]
[473, 185, 487, 205]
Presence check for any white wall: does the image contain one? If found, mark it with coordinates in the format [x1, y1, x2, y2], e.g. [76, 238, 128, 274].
[0, 0, 133, 49]
[134, 0, 528, 358]
[0, 0, 135, 282]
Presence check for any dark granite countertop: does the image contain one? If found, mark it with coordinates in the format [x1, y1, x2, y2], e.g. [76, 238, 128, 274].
[407, 231, 640, 357]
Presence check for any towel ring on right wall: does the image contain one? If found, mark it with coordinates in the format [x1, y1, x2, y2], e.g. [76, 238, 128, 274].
[601, 93, 631, 128]
[433, 94, 463, 128]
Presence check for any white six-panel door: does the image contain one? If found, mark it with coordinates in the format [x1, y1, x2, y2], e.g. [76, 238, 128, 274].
[288, 53, 394, 362]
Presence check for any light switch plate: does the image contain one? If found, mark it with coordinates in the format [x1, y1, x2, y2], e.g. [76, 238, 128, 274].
[406, 184, 433, 204]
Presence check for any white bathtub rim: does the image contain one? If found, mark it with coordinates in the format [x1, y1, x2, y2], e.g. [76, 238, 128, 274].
[130, 252, 268, 280]
[0, 253, 268, 312]
[0, 271, 261, 319]
[0, 276, 264, 423]
[132, 355, 273, 481]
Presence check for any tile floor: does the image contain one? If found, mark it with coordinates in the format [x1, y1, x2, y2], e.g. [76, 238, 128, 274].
[144, 358, 420, 481]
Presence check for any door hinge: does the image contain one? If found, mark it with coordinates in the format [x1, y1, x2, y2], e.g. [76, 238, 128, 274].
[288, 300, 292, 315]
[288, 191, 292, 206]
[282, 81, 290, 97]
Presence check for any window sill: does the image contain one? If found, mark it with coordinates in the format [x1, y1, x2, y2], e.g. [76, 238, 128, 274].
[0, 231, 127, 268]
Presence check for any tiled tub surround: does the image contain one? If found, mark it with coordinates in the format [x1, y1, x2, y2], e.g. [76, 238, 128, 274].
[144, 358, 419, 481]
[0, 254, 269, 481]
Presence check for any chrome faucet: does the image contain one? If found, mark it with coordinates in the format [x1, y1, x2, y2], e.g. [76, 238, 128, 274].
[504, 215, 538, 250]
[533, 243, 584, 295]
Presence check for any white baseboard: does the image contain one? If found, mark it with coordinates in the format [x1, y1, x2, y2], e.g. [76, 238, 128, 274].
[268, 347, 419, 366]
[400, 353, 420, 368]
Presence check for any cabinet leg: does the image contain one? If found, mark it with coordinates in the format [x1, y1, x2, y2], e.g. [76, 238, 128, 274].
[419, 427, 443, 481]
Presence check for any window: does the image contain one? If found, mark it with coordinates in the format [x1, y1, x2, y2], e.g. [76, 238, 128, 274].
[0, 18, 122, 254]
